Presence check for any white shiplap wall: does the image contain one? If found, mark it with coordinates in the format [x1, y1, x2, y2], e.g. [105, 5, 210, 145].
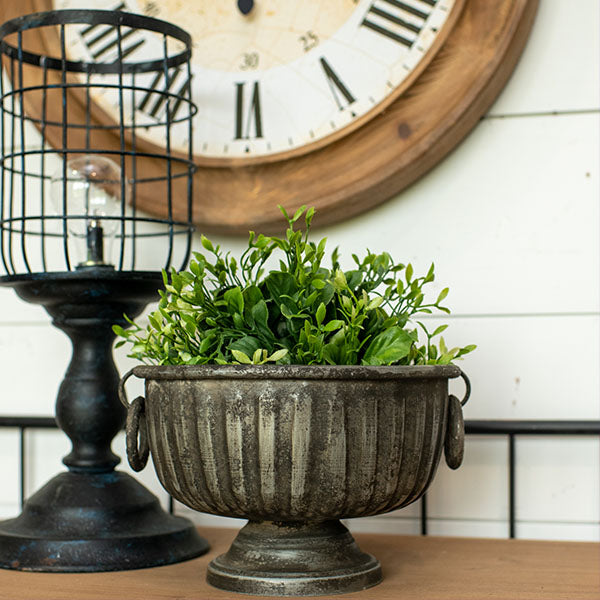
[0, 0, 598, 541]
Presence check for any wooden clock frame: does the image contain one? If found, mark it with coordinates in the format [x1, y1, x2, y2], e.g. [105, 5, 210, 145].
[1, 0, 538, 234]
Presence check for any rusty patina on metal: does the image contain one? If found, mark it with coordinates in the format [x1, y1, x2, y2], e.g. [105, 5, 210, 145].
[124, 364, 469, 596]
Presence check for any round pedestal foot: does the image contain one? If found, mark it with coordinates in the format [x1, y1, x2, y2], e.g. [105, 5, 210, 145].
[0, 471, 209, 572]
[207, 520, 382, 597]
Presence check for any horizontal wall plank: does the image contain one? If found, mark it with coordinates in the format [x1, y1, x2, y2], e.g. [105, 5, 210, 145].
[319, 112, 599, 316]
[420, 519, 511, 539]
[0, 429, 19, 517]
[427, 438, 509, 522]
[0, 291, 50, 325]
[428, 437, 599, 526]
[428, 519, 600, 541]
[23, 428, 69, 500]
[112, 431, 172, 510]
[0, 321, 159, 415]
[441, 314, 599, 420]
[0, 324, 69, 416]
[346, 515, 421, 536]
[487, 0, 600, 116]
[174, 507, 247, 531]
[517, 521, 600, 542]
[516, 438, 600, 524]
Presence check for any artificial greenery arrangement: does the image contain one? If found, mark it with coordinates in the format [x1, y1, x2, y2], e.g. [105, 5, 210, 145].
[114, 206, 475, 366]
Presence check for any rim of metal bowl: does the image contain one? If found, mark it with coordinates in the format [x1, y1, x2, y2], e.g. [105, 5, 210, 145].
[131, 363, 462, 381]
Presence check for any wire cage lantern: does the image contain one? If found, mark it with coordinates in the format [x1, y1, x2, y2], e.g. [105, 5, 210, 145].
[0, 9, 196, 276]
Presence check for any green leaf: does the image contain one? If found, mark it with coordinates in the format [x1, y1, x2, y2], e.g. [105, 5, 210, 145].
[456, 344, 477, 358]
[425, 263, 435, 282]
[243, 284, 263, 309]
[268, 348, 288, 362]
[229, 336, 261, 358]
[292, 205, 307, 222]
[323, 320, 344, 332]
[264, 272, 297, 301]
[305, 290, 319, 307]
[366, 296, 383, 311]
[432, 324, 449, 337]
[251, 299, 269, 327]
[280, 303, 293, 319]
[231, 349, 252, 364]
[233, 312, 245, 329]
[224, 287, 244, 315]
[437, 288, 449, 303]
[198, 336, 214, 354]
[333, 269, 347, 290]
[318, 283, 335, 306]
[362, 327, 413, 366]
[112, 325, 126, 337]
[439, 336, 448, 354]
[148, 314, 162, 331]
[345, 270, 363, 291]
[305, 206, 315, 228]
[316, 236, 327, 256]
[316, 302, 326, 326]
[322, 343, 341, 365]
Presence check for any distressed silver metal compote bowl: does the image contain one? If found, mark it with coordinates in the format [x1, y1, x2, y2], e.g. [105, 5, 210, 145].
[121, 364, 470, 596]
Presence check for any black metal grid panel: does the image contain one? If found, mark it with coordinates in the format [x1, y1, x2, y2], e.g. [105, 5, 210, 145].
[0, 9, 196, 274]
[1, 416, 599, 537]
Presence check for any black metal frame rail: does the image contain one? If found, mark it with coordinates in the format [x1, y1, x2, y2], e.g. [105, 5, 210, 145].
[421, 420, 600, 538]
[1, 416, 599, 539]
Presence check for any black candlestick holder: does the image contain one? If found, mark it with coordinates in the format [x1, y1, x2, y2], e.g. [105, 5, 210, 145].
[0, 10, 207, 571]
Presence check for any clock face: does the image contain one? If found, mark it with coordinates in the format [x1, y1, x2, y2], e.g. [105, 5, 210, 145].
[2, 0, 538, 234]
[54, 0, 462, 164]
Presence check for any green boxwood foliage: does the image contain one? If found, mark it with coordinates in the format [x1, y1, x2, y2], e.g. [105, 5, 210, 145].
[114, 206, 475, 366]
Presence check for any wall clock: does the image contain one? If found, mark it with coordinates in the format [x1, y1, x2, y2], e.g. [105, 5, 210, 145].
[1, 0, 538, 234]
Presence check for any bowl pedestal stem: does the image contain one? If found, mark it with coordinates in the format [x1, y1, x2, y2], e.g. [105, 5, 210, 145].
[207, 519, 382, 596]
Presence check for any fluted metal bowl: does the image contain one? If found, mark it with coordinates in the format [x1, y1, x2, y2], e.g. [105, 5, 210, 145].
[122, 364, 469, 597]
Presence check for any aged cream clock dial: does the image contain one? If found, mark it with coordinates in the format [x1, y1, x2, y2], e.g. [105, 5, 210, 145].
[54, 0, 462, 163]
[1, 0, 538, 233]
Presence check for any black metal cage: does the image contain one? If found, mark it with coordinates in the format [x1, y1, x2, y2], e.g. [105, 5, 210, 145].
[0, 9, 196, 275]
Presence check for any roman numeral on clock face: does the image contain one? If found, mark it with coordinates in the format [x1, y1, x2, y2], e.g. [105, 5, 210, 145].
[79, 3, 145, 61]
[361, 0, 434, 47]
[234, 81, 263, 140]
[136, 67, 192, 121]
[320, 57, 356, 112]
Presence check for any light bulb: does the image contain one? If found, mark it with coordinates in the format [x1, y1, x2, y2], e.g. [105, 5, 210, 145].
[51, 155, 126, 268]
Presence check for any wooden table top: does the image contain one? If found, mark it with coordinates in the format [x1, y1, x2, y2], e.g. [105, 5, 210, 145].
[0, 527, 598, 600]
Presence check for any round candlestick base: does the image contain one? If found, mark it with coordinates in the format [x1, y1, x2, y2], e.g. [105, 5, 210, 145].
[0, 471, 208, 572]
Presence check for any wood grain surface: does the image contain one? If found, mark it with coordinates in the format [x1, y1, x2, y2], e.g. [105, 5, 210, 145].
[0, 527, 598, 599]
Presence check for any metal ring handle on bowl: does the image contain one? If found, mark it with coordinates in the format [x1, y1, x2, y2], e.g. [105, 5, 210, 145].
[126, 396, 149, 472]
[118, 367, 137, 409]
[444, 369, 470, 470]
[459, 369, 471, 406]
[119, 368, 149, 471]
